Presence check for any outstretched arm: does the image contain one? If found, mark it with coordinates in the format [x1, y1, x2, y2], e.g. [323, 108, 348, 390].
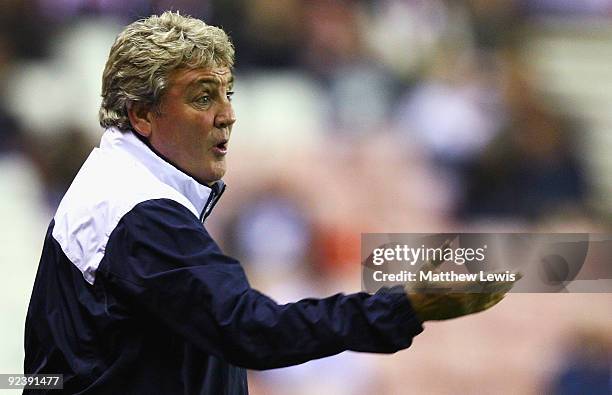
[99, 199, 424, 370]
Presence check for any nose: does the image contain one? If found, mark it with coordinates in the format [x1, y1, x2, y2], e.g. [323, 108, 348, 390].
[214, 101, 236, 129]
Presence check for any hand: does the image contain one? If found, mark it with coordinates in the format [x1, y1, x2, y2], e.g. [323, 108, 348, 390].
[405, 240, 521, 322]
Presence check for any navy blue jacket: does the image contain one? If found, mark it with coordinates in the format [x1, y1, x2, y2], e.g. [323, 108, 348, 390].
[24, 128, 423, 394]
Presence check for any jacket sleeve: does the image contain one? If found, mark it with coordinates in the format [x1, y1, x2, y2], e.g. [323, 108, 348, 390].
[98, 199, 423, 370]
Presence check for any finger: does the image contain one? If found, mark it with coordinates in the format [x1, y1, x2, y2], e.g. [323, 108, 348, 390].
[483, 293, 505, 309]
[410, 270, 522, 294]
[418, 276, 518, 294]
[466, 292, 505, 315]
[479, 272, 522, 294]
[419, 239, 452, 274]
[414, 280, 484, 293]
[480, 281, 513, 294]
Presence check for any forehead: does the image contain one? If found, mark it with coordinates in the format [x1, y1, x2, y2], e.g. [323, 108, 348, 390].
[168, 66, 233, 92]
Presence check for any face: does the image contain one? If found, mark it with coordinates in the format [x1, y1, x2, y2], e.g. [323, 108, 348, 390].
[146, 66, 236, 185]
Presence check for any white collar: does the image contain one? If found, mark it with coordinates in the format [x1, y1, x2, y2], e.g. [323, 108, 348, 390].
[100, 127, 224, 219]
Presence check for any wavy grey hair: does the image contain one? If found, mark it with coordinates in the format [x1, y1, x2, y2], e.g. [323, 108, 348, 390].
[99, 11, 235, 131]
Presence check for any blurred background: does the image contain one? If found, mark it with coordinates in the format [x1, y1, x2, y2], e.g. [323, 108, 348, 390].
[1, 0, 611, 394]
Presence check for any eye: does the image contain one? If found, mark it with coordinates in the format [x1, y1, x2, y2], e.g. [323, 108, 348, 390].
[195, 95, 210, 105]
[226, 91, 235, 101]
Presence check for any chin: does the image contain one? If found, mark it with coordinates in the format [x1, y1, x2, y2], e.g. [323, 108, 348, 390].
[201, 163, 226, 184]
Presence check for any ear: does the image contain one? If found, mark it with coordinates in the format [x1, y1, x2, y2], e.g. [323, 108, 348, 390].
[127, 101, 153, 138]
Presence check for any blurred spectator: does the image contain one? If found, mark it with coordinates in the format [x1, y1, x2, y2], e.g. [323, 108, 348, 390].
[326, 63, 399, 134]
[393, 49, 503, 210]
[0, 111, 23, 154]
[299, 0, 363, 78]
[461, 122, 587, 219]
[465, 0, 521, 51]
[211, 0, 302, 69]
[225, 181, 312, 272]
[394, 50, 501, 165]
[547, 329, 612, 395]
[25, 127, 94, 210]
[0, 0, 52, 59]
[460, 50, 587, 220]
[363, 0, 450, 79]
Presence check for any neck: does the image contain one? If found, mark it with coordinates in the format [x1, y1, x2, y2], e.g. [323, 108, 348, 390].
[131, 130, 215, 187]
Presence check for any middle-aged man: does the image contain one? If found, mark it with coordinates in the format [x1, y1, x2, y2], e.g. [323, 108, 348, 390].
[24, 12, 515, 394]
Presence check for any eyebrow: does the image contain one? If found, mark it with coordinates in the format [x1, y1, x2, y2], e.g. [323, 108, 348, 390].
[189, 75, 234, 89]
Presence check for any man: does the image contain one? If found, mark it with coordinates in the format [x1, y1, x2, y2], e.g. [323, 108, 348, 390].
[24, 12, 512, 394]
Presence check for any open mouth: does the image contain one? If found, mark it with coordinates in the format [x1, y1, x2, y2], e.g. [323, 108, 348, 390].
[214, 139, 228, 153]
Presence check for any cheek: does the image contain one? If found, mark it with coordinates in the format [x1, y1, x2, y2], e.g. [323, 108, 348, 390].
[155, 108, 215, 149]
[182, 111, 214, 131]
[152, 113, 180, 135]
